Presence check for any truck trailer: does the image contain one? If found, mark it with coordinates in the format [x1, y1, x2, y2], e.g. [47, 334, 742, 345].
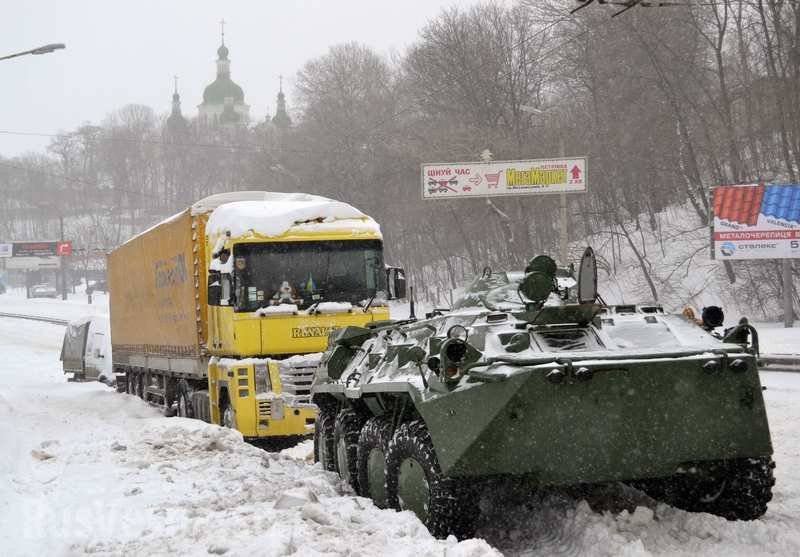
[108, 191, 405, 441]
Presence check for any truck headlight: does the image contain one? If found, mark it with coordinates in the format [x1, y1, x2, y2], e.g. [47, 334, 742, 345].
[255, 363, 271, 393]
[271, 398, 285, 420]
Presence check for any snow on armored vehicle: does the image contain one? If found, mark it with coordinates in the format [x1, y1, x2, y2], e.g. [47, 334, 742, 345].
[311, 248, 774, 539]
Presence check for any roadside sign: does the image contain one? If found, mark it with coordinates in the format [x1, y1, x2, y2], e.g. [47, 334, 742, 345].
[422, 157, 587, 200]
[56, 241, 72, 256]
[0, 243, 11, 258]
[12, 241, 60, 257]
[4, 256, 61, 270]
[7, 241, 72, 257]
[711, 183, 800, 259]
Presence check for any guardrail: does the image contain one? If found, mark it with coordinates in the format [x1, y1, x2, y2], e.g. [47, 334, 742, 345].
[0, 312, 69, 326]
[760, 354, 800, 371]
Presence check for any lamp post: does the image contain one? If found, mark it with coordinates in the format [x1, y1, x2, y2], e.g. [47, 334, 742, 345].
[0, 43, 65, 62]
[520, 104, 570, 264]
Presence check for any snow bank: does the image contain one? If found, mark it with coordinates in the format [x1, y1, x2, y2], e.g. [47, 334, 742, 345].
[205, 192, 381, 239]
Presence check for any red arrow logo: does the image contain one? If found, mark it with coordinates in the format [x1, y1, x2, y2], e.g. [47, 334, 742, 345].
[570, 165, 582, 180]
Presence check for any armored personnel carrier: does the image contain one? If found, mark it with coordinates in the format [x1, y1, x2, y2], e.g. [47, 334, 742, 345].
[311, 248, 774, 539]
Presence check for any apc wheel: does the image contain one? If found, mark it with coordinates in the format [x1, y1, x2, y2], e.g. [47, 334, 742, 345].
[176, 380, 194, 418]
[385, 420, 477, 539]
[314, 409, 336, 472]
[357, 415, 393, 506]
[334, 408, 367, 492]
[664, 457, 776, 520]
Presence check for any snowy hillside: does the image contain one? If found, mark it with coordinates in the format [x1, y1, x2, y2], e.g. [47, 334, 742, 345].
[579, 203, 797, 322]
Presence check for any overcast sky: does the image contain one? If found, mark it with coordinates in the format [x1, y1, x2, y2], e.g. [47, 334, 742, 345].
[1, 0, 498, 157]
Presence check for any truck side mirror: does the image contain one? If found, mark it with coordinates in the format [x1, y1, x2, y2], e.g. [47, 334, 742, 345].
[386, 267, 407, 300]
[208, 271, 221, 306]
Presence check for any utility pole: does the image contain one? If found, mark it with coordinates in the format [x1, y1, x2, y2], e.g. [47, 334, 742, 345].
[60, 215, 67, 300]
[783, 259, 794, 328]
[559, 137, 568, 265]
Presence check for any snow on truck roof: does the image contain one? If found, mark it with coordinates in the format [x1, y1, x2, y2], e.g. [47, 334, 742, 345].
[203, 191, 381, 239]
[119, 191, 381, 249]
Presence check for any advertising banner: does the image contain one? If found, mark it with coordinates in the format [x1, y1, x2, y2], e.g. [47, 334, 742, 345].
[0, 243, 11, 258]
[12, 241, 60, 257]
[711, 183, 800, 260]
[4, 256, 61, 270]
[422, 157, 587, 200]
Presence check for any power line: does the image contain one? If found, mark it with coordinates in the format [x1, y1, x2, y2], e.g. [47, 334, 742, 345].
[0, 160, 161, 200]
[572, 1, 735, 17]
[0, 129, 330, 158]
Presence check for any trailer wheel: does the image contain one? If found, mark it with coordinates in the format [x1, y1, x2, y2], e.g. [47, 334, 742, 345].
[334, 408, 367, 492]
[357, 415, 393, 505]
[126, 371, 136, 395]
[176, 380, 194, 418]
[386, 420, 477, 539]
[314, 409, 336, 472]
[134, 373, 144, 399]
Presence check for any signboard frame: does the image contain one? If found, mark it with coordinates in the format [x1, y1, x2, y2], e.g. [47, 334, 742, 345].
[710, 183, 800, 260]
[421, 157, 588, 201]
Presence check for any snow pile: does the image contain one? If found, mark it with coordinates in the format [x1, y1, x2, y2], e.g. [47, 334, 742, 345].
[0, 288, 108, 322]
[255, 304, 298, 316]
[206, 192, 381, 239]
[314, 301, 353, 314]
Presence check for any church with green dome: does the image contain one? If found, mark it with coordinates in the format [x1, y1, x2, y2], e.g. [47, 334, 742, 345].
[198, 27, 250, 127]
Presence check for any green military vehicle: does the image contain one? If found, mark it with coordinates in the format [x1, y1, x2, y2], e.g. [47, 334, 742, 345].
[311, 248, 774, 538]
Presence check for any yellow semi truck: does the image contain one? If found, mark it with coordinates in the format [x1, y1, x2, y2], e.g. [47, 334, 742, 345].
[108, 191, 405, 441]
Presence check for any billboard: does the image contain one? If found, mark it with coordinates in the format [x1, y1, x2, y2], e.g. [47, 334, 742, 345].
[422, 157, 587, 200]
[712, 183, 800, 260]
[8, 241, 72, 257]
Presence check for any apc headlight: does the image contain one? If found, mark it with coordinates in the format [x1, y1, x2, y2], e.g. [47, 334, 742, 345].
[446, 324, 469, 341]
[255, 363, 271, 393]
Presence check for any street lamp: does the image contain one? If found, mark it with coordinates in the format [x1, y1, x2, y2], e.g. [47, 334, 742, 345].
[520, 103, 570, 265]
[0, 43, 65, 62]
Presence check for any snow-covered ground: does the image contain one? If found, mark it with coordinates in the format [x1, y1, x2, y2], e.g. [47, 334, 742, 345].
[2, 292, 800, 556]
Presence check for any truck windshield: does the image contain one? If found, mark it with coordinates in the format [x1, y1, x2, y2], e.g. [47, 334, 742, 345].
[233, 240, 385, 311]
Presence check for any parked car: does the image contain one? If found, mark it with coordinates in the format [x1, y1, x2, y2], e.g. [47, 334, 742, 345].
[87, 280, 107, 293]
[31, 283, 58, 298]
[60, 315, 113, 384]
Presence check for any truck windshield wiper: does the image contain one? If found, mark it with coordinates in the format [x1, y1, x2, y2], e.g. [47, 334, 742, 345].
[363, 294, 375, 313]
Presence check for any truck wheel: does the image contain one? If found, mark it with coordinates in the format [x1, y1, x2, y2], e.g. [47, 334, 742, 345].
[385, 420, 477, 539]
[664, 457, 776, 520]
[176, 381, 194, 418]
[314, 409, 336, 472]
[222, 405, 236, 429]
[334, 408, 367, 492]
[357, 415, 393, 505]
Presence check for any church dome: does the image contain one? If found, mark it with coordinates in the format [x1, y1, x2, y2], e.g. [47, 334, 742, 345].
[217, 44, 229, 60]
[202, 77, 244, 104]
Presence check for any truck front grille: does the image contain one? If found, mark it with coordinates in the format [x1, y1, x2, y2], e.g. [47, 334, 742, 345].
[278, 363, 317, 404]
